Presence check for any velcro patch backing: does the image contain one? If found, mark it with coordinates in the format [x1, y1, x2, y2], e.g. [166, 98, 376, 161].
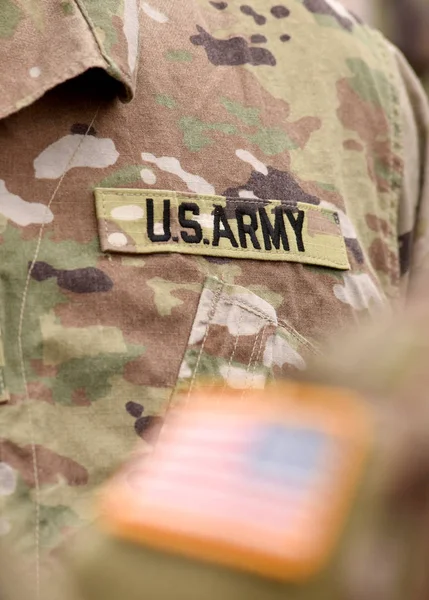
[95, 189, 350, 270]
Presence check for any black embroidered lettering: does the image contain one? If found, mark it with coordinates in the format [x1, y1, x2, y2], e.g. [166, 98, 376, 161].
[212, 205, 239, 248]
[235, 207, 261, 250]
[285, 209, 305, 252]
[147, 198, 171, 242]
[179, 202, 203, 243]
[259, 206, 290, 251]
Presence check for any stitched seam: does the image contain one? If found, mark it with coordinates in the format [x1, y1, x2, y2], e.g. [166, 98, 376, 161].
[240, 327, 265, 400]
[218, 293, 318, 356]
[96, 188, 335, 211]
[257, 323, 270, 376]
[187, 281, 224, 400]
[221, 299, 277, 326]
[97, 191, 341, 221]
[17, 109, 100, 600]
[0, 329, 5, 396]
[384, 37, 402, 293]
[249, 323, 269, 392]
[277, 319, 320, 354]
[101, 246, 349, 268]
[374, 32, 403, 296]
[98, 193, 342, 226]
[0, 368, 6, 400]
[98, 238, 348, 266]
[222, 304, 244, 394]
[72, 0, 126, 84]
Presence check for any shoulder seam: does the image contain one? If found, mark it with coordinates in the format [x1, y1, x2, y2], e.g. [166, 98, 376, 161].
[374, 30, 403, 296]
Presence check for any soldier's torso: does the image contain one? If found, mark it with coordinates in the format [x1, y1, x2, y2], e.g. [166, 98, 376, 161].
[0, 0, 406, 560]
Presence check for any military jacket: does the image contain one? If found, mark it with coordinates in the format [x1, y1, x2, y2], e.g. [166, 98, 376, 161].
[1, 0, 429, 586]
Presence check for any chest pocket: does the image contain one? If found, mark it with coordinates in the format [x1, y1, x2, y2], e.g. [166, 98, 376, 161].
[93, 187, 351, 401]
[174, 276, 318, 402]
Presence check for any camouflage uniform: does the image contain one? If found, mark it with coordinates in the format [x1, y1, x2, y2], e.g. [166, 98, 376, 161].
[64, 272, 429, 600]
[1, 0, 429, 589]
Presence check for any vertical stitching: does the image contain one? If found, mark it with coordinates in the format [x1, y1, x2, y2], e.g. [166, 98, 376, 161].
[187, 282, 224, 401]
[17, 108, 100, 600]
[173, 190, 179, 239]
[253, 323, 269, 386]
[0, 370, 5, 397]
[247, 323, 269, 397]
[0, 328, 8, 400]
[374, 32, 403, 296]
[221, 303, 243, 395]
[240, 324, 265, 400]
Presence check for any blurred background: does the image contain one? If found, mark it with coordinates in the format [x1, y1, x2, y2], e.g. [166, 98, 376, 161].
[342, 0, 429, 93]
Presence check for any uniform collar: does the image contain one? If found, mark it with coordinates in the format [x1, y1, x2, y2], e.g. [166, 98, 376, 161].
[0, 0, 140, 120]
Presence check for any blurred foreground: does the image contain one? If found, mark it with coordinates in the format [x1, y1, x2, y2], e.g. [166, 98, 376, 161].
[35, 275, 429, 600]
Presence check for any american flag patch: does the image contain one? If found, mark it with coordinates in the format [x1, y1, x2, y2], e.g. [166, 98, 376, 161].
[101, 385, 372, 582]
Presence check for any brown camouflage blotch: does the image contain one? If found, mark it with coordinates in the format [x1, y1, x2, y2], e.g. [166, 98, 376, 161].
[366, 214, 392, 237]
[337, 79, 398, 194]
[27, 381, 54, 404]
[369, 238, 398, 281]
[71, 388, 92, 407]
[1, 440, 88, 487]
[201, 324, 272, 365]
[301, 181, 343, 207]
[30, 359, 58, 378]
[343, 139, 364, 151]
[287, 116, 322, 149]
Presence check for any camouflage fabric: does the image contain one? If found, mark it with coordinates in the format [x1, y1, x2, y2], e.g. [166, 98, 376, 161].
[1, 0, 429, 591]
[66, 274, 429, 600]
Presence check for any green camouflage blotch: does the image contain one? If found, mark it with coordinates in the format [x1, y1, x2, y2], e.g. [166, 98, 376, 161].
[220, 97, 260, 126]
[39, 503, 81, 547]
[309, 13, 347, 31]
[0, 0, 23, 38]
[0, 213, 7, 234]
[165, 49, 193, 62]
[51, 346, 143, 404]
[0, 228, 101, 394]
[374, 158, 391, 181]
[303, 264, 344, 280]
[246, 127, 297, 155]
[346, 58, 393, 107]
[95, 165, 143, 188]
[79, 0, 121, 52]
[221, 97, 296, 154]
[316, 182, 340, 193]
[155, 94, 177, 109]
[121, 257, 146, 267]
[147, 278, 200, 317]
[61, 1, 74, 15]
[179, 116, 237, 152]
